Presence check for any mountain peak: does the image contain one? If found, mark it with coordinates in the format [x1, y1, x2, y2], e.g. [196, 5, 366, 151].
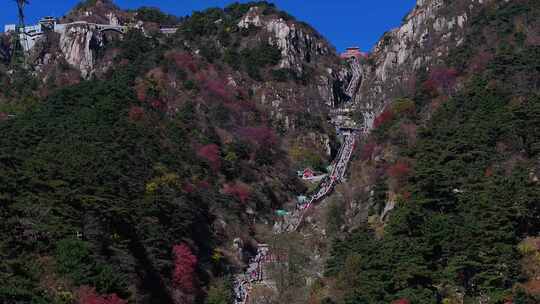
[64, 0, 121, 24]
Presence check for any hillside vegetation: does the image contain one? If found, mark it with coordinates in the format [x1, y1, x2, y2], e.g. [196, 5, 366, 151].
[0, 2, 331, 303]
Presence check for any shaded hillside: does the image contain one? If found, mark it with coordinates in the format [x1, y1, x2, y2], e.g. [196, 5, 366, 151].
[0, 1, 347, 303]
[0, 35, 300, 304]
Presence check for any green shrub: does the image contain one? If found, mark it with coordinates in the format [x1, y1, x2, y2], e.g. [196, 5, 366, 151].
[74, 0, 101, 11]
[56, 238, 127, 295]
[392, 98, 416, 116]
[92, 264, 128, 295]
[517, 241, 537, 256]
[183, 79, 197, 91]
[225, 2, 276, 20]
[200, 44, 222, 63]
[206, 278, 233, 304]
[224, 49, 241, 70]
[135, 7, 180, 25]
[55, 239, 93, 284]
[240, 43, 282, 80]
[326, 199, 344, 238]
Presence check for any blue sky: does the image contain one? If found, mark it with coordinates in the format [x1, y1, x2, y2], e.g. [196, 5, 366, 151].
[1, 0, 416, 52]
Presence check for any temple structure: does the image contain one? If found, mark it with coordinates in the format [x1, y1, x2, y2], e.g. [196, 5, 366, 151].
[4, 16, 177, 53]
[4, 17, 59, 51]
[340, 46, 368, 59]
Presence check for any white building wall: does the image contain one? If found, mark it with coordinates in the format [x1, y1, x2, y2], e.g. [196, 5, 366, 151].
[23, 24, 42, 35]
[4, 24, 16, 32]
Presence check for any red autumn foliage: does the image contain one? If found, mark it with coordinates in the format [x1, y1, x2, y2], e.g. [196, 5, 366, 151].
[526, 30, 540, 46]
[135, 82, 147, 102]
[373, 109, 394, 129]
[196, 67, 248, 105]
[484, 167, 494, 177]
[400, 190, 412, 200]
[224, 96, 257, 114]
[195, 70, 208, 84]
[165, 51, 198, 73]
[197, 144, 221, 171]
[182, 183, 195, 194]
[197, 180, 210, 190]
[238, 127, 278, 147]
[421, 79, 439, 98]
[392, 299, 411, 304]
[182, 180, 210, 193]
[387, 161, 411, 180]
[200, 77, 234, 102]
[206, 79, 227, 94]
[128, 106, 145, 121]
[0, 112, 7, 121]
[150, 99, 164, 109]
[172, 244, 198, 293]
[78, 286, 127, 304]
[235, 86, 249, 101]
[429, 67, 458, 92]
[223, 182, 251, 203]
[360, 141, 378, 161]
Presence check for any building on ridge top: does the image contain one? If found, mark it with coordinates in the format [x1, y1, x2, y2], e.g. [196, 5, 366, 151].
[4, 16, 59, 51]
[39, 16, 58, 30]
[4, 16, 58, 33]
[4, 15, 177, 53]
[340, 46, 368, 59]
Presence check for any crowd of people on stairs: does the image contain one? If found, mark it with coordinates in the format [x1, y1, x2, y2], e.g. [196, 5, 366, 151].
[233, 133, 358, 304]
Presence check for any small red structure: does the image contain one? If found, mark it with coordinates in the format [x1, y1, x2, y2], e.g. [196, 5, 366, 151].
[340, 47, 368, 60]
[302, 168, 315, 179]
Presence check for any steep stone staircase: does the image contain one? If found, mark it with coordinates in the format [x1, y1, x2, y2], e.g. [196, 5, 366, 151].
[233, 131, 358, 304]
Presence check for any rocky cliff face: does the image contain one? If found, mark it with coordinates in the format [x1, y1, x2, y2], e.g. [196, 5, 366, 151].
[332, 0, 499, 226]
[239, 7, 333, 73]
[56, 23, 102, 78]
[15, 1, 127, 79]
[238, 6, 349, 109]
[351, 0, 494, 130]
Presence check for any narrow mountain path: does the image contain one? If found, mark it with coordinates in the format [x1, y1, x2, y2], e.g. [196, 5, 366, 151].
[233, 131, 358, 304]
